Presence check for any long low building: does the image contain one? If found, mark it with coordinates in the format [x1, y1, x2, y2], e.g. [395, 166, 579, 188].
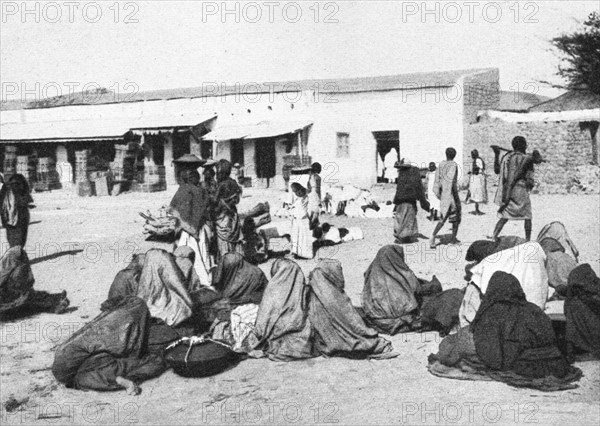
[1, 68, 500, 190]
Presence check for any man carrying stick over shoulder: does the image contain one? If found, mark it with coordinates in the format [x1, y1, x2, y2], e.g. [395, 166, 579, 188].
[491, 136, 545, 241]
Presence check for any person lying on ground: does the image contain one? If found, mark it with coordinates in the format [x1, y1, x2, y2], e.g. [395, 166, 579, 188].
[1, 246, 70, 317]
[312, 223, 364, 248]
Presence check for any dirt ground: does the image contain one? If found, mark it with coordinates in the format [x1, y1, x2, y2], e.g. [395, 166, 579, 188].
[1, 185, 599, 425]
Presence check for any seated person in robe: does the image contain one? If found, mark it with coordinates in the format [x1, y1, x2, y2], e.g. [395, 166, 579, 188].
[307, 259, 393, 358]
[1, 246, 70, 317]
[53, 297, 171, 395]
[361, 245, 441, 335]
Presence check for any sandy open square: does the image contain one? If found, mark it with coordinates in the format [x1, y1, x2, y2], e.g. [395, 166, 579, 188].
[1, 186, 598, 425]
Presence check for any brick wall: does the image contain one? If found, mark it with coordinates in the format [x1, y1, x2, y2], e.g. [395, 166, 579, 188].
[465, 117, 600, 194]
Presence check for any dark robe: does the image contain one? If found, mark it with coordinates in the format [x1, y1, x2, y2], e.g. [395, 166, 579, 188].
[0, 178, 33, 247]
[420, 288, 465, 335]
[212, 252, 268, 305]
[307, 259, 393, 358]
[169, 182, 209, 236]
[472, 271, 572, 378]
[1, 246, 69, 316]
[393, 165, 429, 241]
[564, 264, 600, 357]
[52, 297, 166, 391]
[361, 245, 420, 334]
[465, 236, 526, 263]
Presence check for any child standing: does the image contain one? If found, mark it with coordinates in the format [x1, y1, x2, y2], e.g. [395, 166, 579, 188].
[289, 182, 314, 259]
[426, 162, 440, 221]
[307, 162, 322, 229]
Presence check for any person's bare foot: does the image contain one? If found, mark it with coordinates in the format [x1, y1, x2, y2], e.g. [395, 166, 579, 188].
[116, 376, 141, 395]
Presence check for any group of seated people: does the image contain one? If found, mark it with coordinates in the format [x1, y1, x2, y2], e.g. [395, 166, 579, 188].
[428, 221, 598, 391]
[0, 207, 590, 396]
[48, 219, 598, 394]
[51, 240, 460, 394]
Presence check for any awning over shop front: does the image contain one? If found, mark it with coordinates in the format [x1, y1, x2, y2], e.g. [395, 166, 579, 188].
[202, 120, 313, 141]
[0, 114, 218, 143]
[0, 118, 131, 143]
[130, 114, 217, 134]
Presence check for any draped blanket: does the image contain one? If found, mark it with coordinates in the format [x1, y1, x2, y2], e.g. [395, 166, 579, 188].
[1, 246, 69, 315]
[135, 249, 194, 327]
[213, 253, 267, 305]
[307, 259, 393, 358]
[472, 271, 575, 379]
[169, 183, 209, 236]
[254, 259, 315, 361]
[362, 245, 420, 334]
[53, 297, 166, 391]
[459, 242, 548, 327]
[565, 264, 600, 357]
[0, 246, 34, 312]
[537, 221, 579, 261]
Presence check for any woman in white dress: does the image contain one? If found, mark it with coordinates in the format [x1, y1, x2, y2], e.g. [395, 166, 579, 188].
[289, 182, 315, 259]
[467, 149, 488, 215]
[426, 162, 440, 221]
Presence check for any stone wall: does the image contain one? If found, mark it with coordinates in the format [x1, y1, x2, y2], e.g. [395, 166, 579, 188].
[465, 117, 600, 194]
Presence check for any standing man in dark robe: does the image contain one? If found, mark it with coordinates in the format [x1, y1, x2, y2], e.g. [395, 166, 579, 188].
[214, 159, 244, 261]
[169, 170, 213, 286]
[393, 160, 430, 244]
[430, 148, 461, 248]
[492, 136, 541, 241]
[1, 174, 34, 248]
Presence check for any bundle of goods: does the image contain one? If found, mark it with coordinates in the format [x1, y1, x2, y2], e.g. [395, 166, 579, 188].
[33, 157, 60, 192]
[139, 207, 178, 241]
[164, 335, 242, 378]
[75, 150, 95, 196]
[109, 144, 136, 182]
[16, 155, 36, 186]
[3, 146, 17, 179]
[131, 165, 166, 193]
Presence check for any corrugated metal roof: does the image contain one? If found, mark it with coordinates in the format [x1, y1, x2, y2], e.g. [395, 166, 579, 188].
[528, 91, 600, 113]
[1, 68, 496, 111]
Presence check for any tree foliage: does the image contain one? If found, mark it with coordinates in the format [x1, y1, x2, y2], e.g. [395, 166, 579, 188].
[552, 12, 600, 94]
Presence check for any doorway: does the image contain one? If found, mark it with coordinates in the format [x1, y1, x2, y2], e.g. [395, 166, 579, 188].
[373, 130, 400, 183]
[231, 139, 245, 166]
[255, 138, 276, 187]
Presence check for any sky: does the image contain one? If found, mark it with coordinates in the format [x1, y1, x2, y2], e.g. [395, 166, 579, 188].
[1, 0, 598, 102]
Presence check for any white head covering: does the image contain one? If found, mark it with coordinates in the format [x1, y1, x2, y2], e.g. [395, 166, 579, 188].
[289, 173, 309, 189]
